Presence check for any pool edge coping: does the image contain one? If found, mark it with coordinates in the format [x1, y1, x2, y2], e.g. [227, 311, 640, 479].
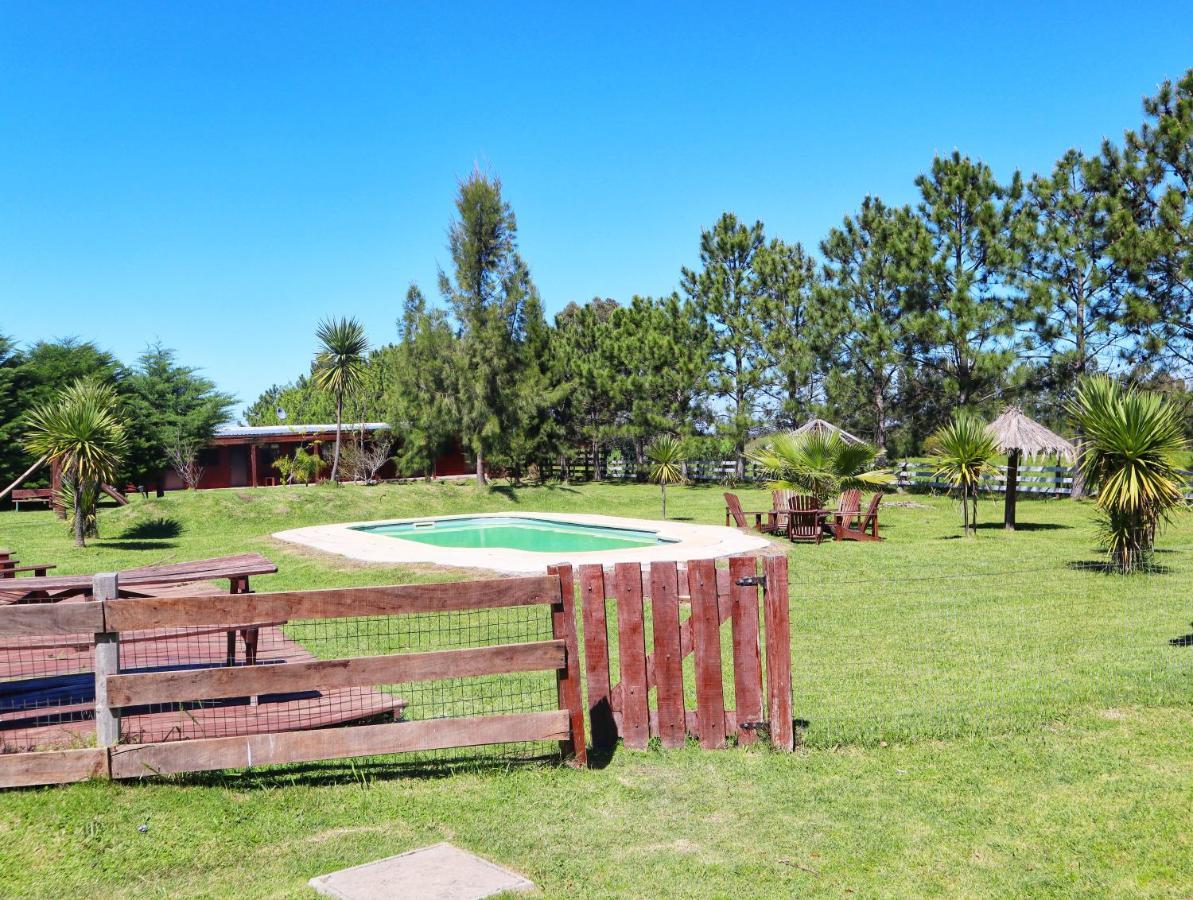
[272, 511, 772, 574]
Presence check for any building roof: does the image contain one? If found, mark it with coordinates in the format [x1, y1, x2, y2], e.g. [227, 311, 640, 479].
[214, 423, 390, 439]
[985, 406, 1076, 460]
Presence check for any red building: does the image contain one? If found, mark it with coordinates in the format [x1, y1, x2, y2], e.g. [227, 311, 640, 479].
[160, 423, 471, 490]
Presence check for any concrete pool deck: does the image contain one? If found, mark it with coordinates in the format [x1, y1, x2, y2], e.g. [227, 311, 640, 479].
[273, 511, 771, 574]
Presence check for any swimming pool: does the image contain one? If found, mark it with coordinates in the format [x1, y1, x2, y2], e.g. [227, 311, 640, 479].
[354, 516, 677, 552]
[275, 512, 771, 574]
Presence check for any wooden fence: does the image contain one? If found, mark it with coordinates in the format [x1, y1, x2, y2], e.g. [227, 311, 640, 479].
[891, 461, 1076, 496]
[0, 573, 585, 788]
[545, 455, 1193, 500]
[568, 555, 793, 752]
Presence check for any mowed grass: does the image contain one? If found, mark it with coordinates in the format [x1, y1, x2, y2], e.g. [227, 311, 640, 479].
[1, 482, 1192, 897]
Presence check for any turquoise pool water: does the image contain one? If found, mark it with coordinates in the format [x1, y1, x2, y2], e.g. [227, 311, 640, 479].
[354, 516, 676, 553]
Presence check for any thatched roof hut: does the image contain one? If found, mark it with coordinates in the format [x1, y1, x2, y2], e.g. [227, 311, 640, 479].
[985, 406, 1076, 530]
[791, 418, 866, 446]
[985, 406, 1076, 461]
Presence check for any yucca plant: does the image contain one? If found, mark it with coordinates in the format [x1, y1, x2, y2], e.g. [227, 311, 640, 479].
[647, 435, 687, 519]
[931, 414, 998, 536]
[313, 317, 368, 483]
[747, 430, 890, 506]
[24, 379, 127, 547]
[1067, 376, 1188, 572]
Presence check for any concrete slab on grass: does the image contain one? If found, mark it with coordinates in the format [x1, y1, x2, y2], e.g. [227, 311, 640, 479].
[309, 842, 535, 899]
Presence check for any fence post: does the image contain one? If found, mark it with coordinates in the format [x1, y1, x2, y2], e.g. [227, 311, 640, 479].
[548, 565, 588, 767]
[763, 556, 793, 751]
[92, 573, 120, 759]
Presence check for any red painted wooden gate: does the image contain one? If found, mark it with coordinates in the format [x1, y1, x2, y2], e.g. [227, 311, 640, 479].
[558, 555, 792, 752]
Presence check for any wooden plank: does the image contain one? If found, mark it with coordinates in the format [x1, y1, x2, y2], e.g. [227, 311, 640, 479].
[0, 602, 105, 636]
[92, 574, 120, 755]
[689, 559, 726, 749]
[615, 708, 739, 740]
[103, 575, 561, 631]
[109, 710, 570, 779]
[613, 562, 649, 750]
[548, 565, 587, 766]
[107, 640, 566, 708]
[0, 748, 108, 789]
[649, 561, 685, 749]
[763, 555, 794, 751]
[577, 564, 616, 751]
[729, 557, 764, 745]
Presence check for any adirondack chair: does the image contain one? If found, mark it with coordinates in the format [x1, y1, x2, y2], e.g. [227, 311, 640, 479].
[837, 492, 883, 542]
[825, 489, 862, 540]
[723, 492, 773, 532]
[770, 489, 796, 534]
[786, 494, 824, 544]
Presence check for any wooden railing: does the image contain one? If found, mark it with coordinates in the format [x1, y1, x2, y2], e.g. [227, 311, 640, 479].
[0, 573, 585, 789]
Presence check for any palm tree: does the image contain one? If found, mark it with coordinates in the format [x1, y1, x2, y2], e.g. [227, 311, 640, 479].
[930, 414, 998, 536]
[647, 435, 686, 519]
[1068, 376, 1188, 572]
[747, 430, 890, 506]
[312, 317, 368, 483]
[24, 379, 127, 547]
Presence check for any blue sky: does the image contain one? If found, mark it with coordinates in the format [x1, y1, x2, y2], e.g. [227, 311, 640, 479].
[2, 2, 1191, 416]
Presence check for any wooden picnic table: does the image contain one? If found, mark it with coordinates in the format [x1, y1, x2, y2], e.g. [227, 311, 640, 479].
[0, 553, 279, 673]
[0, 553, 277, 605]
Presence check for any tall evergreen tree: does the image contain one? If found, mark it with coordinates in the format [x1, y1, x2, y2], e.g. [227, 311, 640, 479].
[909, 152, 1028, 410]
[0, 335, 25, 488]
[123, 344, 236, 484]
[756, 238, 820, 428]
[1021, 150, 1130, 389]
[681, 213, 767, 476]
[552, 298, 620, 479]
[819, 198, 931, 452]
[438, 171, 536, 486]
[1098, 70, 1193, 371]
[381, 285, 458, 477]
[602, 295, 712, 464]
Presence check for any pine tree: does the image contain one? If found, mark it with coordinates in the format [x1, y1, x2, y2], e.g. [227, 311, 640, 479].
[1098, 70, 1193, 371]
[909, 152, 1028, 410]
[755, 237, 821, 429]
[819, 198, 930, 452]
[438, 171, 536, 486]
[382, 285, 457, 478]
[681, 213, 767, 476]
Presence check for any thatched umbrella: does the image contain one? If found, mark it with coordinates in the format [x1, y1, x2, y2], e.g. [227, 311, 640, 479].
[985, 406, 1076, 530]
[791, 418, 866, 446]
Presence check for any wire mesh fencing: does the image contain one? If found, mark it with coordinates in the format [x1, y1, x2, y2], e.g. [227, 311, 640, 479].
[2, 601, 563, 766]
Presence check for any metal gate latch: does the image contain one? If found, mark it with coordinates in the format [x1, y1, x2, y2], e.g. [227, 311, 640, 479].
[734, 575, 766, 587]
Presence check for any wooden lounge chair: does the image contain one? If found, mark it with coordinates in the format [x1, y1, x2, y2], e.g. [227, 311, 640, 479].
[723, 492, 775, 532]
[825, 489, 862, 540]
[769, 489, 796, 534]
[786, 494, 824, 544]
[837, 492, 883, 542]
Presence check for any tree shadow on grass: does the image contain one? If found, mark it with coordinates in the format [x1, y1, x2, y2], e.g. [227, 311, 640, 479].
[131, 752, 569, 790]
[119, 517, 182, 539]
[93, 540, 179, 552]
[1066, 559, 1173, 575]
[973, 521, 1072, 532]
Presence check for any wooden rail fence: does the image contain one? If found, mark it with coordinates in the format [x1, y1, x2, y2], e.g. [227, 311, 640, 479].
[570, 555, 793, 752]
[0, 573, 585, 788]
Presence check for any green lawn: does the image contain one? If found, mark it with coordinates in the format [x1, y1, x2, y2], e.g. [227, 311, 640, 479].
[1, 482, 1191, 897]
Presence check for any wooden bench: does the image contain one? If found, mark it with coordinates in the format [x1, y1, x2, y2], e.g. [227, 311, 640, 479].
[11, 489, 53, 511]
